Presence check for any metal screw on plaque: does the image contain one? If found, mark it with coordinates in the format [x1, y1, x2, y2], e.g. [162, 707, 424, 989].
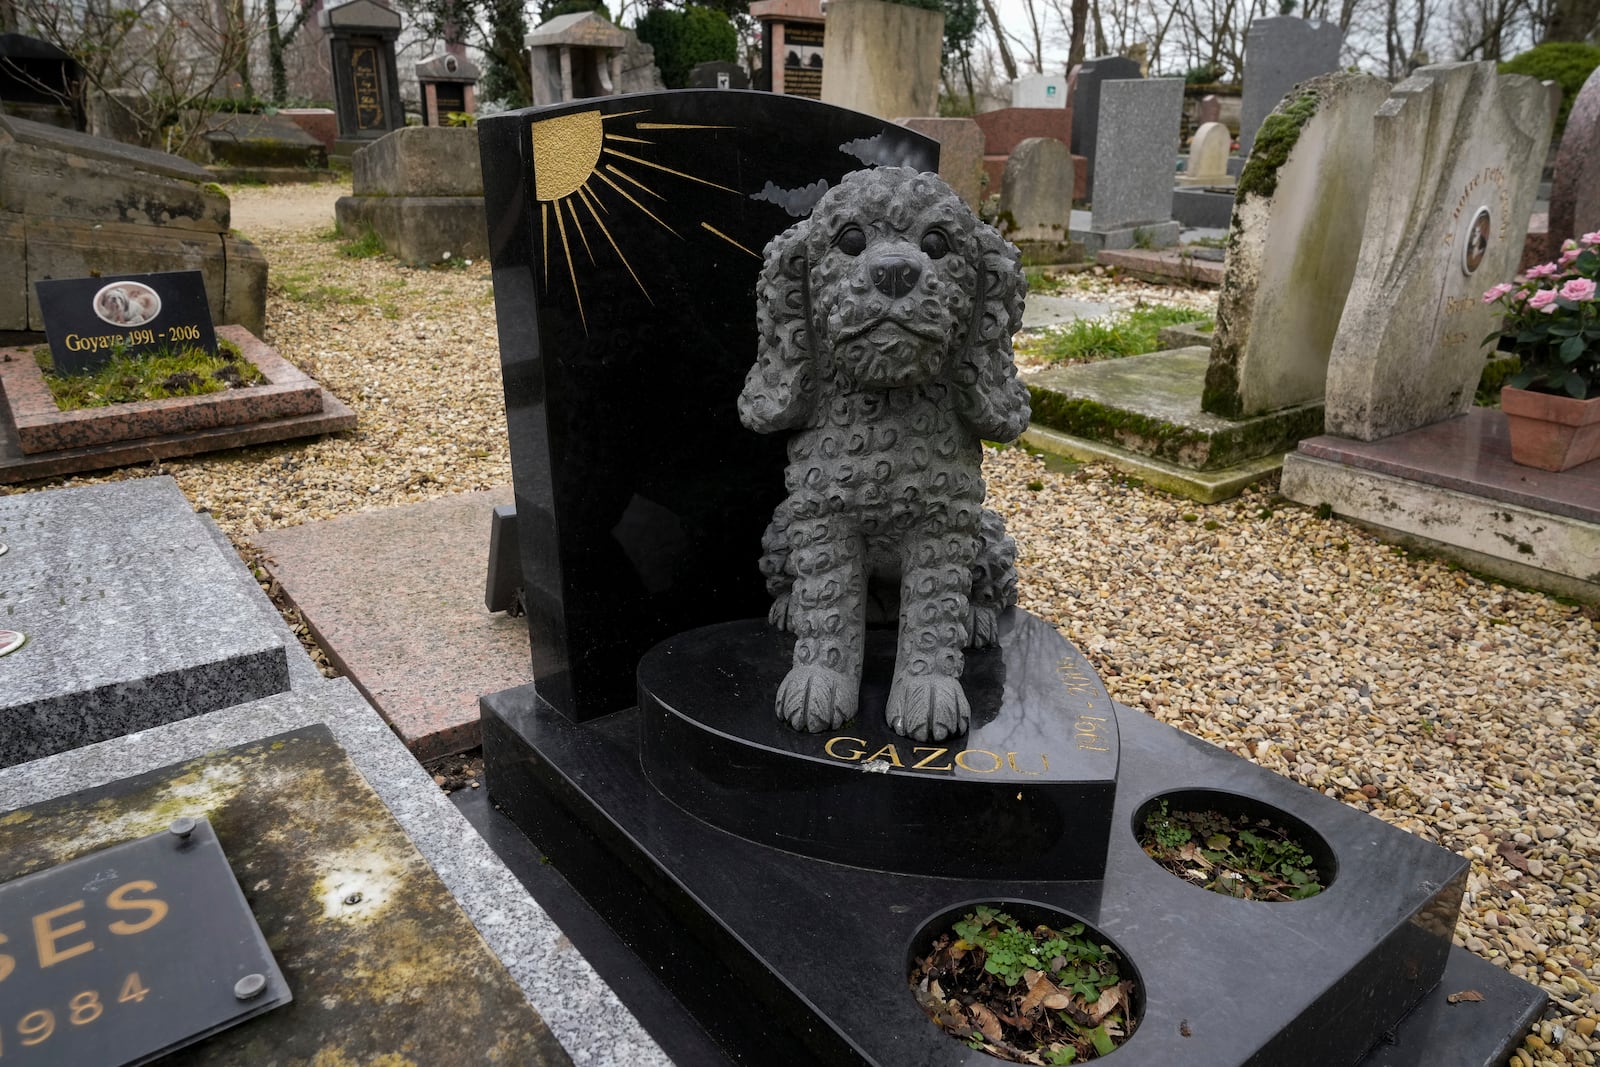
[0, 630, 24, 658]
[169, 816, 197, 840]
[344, 892, 363, 906]
[0, 542, 8, 557]
[234, 973, 267, 1001]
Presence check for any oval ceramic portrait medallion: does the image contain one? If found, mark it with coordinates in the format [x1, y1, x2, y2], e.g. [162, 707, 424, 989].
[1463, 206, 1492, 275]
[0, 629, 26, 657]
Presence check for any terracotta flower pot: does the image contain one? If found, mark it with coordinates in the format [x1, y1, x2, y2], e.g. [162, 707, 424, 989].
[1500, 386, 1600, 472]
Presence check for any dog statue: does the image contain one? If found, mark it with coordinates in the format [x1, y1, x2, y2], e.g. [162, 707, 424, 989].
[737, 166, 1031, 743]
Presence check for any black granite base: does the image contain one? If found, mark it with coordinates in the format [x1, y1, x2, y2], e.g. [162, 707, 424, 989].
[481, 611, 1545, 1066]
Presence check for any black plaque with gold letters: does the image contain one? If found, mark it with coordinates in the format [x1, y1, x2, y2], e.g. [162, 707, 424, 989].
[0, 818, 290, 1066]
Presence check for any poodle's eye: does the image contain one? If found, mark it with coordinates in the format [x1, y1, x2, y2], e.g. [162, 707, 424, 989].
[920, 230, 950, 259]
[836, 225, 867, 256]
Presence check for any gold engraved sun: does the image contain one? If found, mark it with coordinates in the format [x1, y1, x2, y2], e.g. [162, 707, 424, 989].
[530, 108, 758, 335]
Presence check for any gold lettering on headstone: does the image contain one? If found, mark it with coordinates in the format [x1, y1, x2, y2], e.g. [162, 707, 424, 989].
[351, 46, 384, 130]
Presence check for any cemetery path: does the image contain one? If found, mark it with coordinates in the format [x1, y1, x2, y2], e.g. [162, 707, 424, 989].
[228, 180, 348, 238]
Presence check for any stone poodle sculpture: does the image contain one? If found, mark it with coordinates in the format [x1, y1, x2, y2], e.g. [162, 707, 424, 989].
[737, 166, 1032, 743]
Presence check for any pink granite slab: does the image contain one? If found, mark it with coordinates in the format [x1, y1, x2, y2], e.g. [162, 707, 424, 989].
[253, 488, 532, 760]
[0, 388, 355, 484]
[1096, 248, 1225, 286]
[1297, 408, 1600, 524]
[1, 325, 323, 454]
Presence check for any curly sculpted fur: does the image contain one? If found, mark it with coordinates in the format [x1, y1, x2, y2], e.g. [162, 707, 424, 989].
[737, 166, 1031, 742]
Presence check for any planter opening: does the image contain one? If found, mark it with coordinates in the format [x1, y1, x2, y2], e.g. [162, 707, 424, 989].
[909, 901, 1141, 1062]
[1135, 789, 1334, 902]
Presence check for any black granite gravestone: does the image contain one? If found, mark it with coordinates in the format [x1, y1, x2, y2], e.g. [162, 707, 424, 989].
[318, 0, 406, 150]
[36, 270, 217, 375]
[687, 61, 750, 90]
[479, 89, 938, 723]
[477, 89, 1546, 1067]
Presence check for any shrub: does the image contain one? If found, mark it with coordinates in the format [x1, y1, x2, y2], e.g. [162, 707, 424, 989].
[634, 5, 737, 89]
[1500, 42, 1600, 137]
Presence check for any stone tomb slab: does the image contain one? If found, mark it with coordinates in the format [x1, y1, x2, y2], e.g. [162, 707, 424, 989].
[1281, 410, 1600, 601]
[253, 487, 532, 759]
[481, 606, 1546, 1066]
[0, 680, 671, 1066]
[0, 704, 566, 1064]
[1027, 346, 1322, 471]
[0, 477, 290, 769]
[2, 326, 324, 454]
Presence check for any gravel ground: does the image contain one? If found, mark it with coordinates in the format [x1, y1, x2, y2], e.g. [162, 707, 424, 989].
[6, 181, 1598, 1063]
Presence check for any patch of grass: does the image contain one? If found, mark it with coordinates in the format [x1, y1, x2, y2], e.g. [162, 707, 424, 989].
[1030, 304, 1213, 365]
[40, 340, 263, 410]
[1024, 267, 1071, 295]
[274, 269, 371, 310]
[338, 226, 386, 259]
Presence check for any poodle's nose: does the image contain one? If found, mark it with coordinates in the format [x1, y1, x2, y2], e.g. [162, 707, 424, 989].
[870, 255, 921, 298]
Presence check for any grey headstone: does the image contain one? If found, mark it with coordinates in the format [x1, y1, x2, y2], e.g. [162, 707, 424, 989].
[1238, 17, 1343, 158]
[1324, 63, 1554, 441]
[1203, 72, 1392, 419]
[0, 477, 291, 769]
[1069, 55, 1142, 198]
[1088, 77, 1184, 238]
[1000, 136, 1074, 240]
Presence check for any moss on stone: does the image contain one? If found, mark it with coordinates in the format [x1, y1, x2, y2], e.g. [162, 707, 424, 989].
[1235, 89, 1322, 203]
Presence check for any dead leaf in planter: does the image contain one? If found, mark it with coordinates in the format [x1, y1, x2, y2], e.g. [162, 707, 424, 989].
[1087, 983, 1125, 1025]
[971, 1003, 1004, 1043]
[1446, 990, 1485, 1004]
[1020, 970, 1064, 1014]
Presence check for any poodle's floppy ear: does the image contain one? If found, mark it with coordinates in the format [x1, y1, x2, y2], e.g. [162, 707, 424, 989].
[952, 227, 1032, 442]
[739, 220, 819, 433]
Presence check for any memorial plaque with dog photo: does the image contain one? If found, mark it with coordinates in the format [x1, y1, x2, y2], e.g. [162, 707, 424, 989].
[36, 270, 218, 376]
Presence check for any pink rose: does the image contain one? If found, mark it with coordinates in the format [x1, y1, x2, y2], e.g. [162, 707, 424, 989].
[1560, 277, 1596, 301]
[1526, 262, 1560, 278]
[1482, 283, 1515, 303]
[1510, 288, 1528, 305]
[1564, 238, 1580, 252]
[1583, 231, 1600, 245]
[1528, 288, 1560, 312]
[1562, 248, 1584, 266]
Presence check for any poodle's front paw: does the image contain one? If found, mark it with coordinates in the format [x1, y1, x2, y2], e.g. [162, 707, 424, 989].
[886, 674, 970, 742]
[776, 664, 858, 732]
[969, 604, 1000, 648]
[768, 592, 794, 631]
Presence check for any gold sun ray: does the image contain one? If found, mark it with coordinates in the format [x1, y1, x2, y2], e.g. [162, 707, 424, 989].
[604, 164, 665, 200]
[529, 106, 749, 335]
[700, 222, 760, 259]
[579, 190, 651, 303]
[567, 198, 595, 264]
[552, 199, 585, 334]
[578, 183, 609, 216]
[540, 202, 551, 287]
[602, 148, 739, 194]
[593, 168, 679, 237]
